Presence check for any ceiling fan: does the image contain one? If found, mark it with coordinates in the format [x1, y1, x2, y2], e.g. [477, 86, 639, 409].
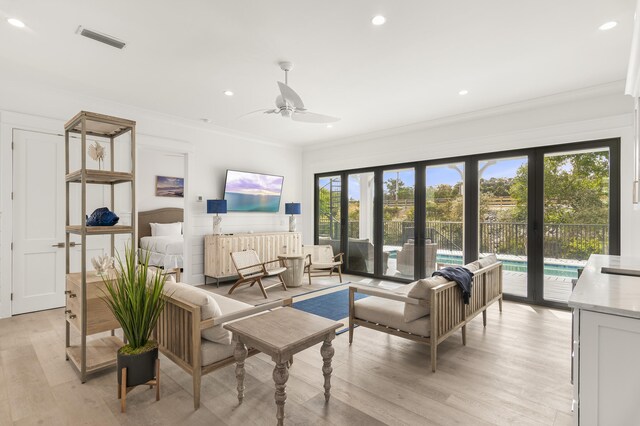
[245, 62, 340, 124]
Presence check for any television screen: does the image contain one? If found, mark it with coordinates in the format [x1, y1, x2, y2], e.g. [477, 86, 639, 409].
[223, 170, 284, 212]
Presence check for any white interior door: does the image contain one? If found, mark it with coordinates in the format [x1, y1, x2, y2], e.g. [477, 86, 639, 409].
[12, 130, 66, 314]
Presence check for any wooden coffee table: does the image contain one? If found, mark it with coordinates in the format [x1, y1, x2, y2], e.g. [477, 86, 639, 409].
[224, 307, 342, 425]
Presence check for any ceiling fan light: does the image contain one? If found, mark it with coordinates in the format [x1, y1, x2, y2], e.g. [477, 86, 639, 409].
[598, 21, 618, 31]
[371, 15, 386, 26]
[7, 18, 25, 28]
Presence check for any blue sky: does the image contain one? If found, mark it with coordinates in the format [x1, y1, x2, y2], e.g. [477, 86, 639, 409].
[344, 157, 528, 199]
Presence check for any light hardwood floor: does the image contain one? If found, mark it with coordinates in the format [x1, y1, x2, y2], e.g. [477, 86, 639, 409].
[0, 274, 573, 425]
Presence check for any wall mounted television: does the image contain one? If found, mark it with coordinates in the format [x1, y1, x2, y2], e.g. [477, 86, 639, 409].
[223, 170, 284, 212]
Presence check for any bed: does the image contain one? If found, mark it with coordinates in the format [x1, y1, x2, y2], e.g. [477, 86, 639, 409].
[138, 208, 184, 279]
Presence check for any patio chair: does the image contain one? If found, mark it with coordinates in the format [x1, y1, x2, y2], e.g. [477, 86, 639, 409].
[303, 245, 344, 284]
[397, 239, 438, 277]
[229, 249, 287, 298]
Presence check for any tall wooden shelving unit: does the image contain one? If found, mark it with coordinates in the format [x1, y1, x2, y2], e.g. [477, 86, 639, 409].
[64, 111, 136, 382]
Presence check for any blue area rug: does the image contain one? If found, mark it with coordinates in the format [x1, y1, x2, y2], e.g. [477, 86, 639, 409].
[293, 288, 368, 334]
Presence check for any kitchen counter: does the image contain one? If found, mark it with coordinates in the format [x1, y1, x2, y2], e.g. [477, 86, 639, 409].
[568, 254, 640, 319]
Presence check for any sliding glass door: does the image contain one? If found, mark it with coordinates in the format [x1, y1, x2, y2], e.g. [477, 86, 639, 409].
[542, 148, 612, 303]
[383, 168, 415, 279]
[477, 156, 529, 298]
[317, 175, 342, 255]
[347, 172, 376, 274]
[425, 163, 465, 275]
[315, 138, 619, 307]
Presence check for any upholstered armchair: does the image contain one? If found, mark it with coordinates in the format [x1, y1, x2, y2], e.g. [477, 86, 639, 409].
[396, 239, 438, 277]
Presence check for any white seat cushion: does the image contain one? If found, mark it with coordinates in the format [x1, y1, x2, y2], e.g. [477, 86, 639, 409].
[210, 292, 253, 314]
[477, 254, 498, 268]
[309, 262, 340, 269]
[201, 293, 254, 345]
[266, 266, 287, 276]
[163, 281, 212, 318]
[402, 276, 450, 322]
[354, 297, 431, 337]
[201, 339, 235, 366]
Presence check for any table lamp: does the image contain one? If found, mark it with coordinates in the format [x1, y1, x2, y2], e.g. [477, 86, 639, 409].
[207, 199, 227, 234]
[285, 202, 301, 232]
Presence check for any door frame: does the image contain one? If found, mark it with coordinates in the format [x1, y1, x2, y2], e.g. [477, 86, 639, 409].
[1, 111, 64, 318]
[533, 139, 620, 307]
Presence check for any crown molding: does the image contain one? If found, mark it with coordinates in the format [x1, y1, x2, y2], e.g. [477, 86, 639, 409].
[304, 80, 627, 152]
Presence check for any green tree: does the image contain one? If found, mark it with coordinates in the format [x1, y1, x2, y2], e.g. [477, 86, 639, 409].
[510, 152, 609, 225]
[384, 178, 414, 201]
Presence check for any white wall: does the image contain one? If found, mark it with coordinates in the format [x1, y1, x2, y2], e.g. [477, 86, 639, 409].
[0, 81, 302, 318]
[301, 82, 640, 257]
[137, 147, 185, 212]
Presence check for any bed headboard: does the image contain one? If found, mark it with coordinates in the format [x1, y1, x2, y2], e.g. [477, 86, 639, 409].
[138, 208, 184, 242]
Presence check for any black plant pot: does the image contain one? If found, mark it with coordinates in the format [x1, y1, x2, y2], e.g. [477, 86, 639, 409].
[117, 344, 158, 387]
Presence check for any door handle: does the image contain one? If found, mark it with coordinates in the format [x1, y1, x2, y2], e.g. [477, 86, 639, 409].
[69, 242, 81, 247]
[51, 242, 65, 248]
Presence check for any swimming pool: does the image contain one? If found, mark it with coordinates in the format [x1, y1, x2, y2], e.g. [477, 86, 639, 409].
[435, 253, 582, 278]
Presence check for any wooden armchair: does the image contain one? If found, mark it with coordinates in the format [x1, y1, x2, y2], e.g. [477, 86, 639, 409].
[156, 281, 291, 409]
[302, 245, 344, 284]
[229, 249, 287, 298]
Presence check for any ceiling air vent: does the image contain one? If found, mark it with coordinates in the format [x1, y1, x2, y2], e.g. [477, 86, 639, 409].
[76, 26, 126, 49]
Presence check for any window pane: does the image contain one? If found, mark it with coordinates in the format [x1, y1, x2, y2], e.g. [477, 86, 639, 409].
[347, 172, 375, 274]
[543, 149, 610, 303]
[383, 168, 415, 279]
[317, 176, 341, 255]
[478, 157, 528, 298]
[426, 163, 464, 276]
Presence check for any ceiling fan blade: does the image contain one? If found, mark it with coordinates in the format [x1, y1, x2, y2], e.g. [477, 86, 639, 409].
[233, 108, 274, 120]
[275, 95, 286, 108]
[291, 110, 340, 123]
[277, 81, 305, 109]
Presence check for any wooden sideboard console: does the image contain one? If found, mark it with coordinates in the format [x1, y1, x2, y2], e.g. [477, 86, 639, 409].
[204, 232, 302, 285]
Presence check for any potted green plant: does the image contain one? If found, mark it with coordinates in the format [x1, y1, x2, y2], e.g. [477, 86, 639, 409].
[101, 244, 167, 388]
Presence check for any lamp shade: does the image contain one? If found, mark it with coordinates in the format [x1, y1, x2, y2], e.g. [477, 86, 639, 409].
[285, 202, 301, 215]
[207, 199, 227, 214]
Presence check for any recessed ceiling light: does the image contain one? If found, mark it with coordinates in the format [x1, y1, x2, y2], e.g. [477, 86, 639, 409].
[599, 21, 618, 31]
[371, 15, 386, 26]
[223, 90, 234, 96]
[326, 124, 333, 128]
[458, 89, 469, 96]
[7, 18, 25, 28]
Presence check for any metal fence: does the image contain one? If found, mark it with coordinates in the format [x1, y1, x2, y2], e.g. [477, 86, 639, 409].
[318, 218, 609, 261]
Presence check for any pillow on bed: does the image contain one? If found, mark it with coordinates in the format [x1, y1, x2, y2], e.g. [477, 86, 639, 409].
[150, 222, 182, 237]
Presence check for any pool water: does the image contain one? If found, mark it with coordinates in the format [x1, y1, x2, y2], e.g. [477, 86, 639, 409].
[436, 254, 581, 279]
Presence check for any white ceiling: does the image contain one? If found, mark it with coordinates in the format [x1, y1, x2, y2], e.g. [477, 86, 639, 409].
[0, 0, 636, 146]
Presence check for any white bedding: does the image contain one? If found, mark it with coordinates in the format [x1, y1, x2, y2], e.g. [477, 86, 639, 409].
[140, 235, 183, 270]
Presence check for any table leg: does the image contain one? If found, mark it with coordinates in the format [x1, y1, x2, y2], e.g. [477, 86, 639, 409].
[273, 361, 289, 426]
[234, 341, 248, 404]
[321, 336, 335, 403]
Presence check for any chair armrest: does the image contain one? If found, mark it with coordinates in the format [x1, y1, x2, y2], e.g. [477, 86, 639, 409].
[203, 299, 287, 328]
[333, 253, 344, 262]
[304, 253, 312, 265]
[263, 259, 282, 267]
[350, 284, 426, 306]
[236, 262, 267, 273]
